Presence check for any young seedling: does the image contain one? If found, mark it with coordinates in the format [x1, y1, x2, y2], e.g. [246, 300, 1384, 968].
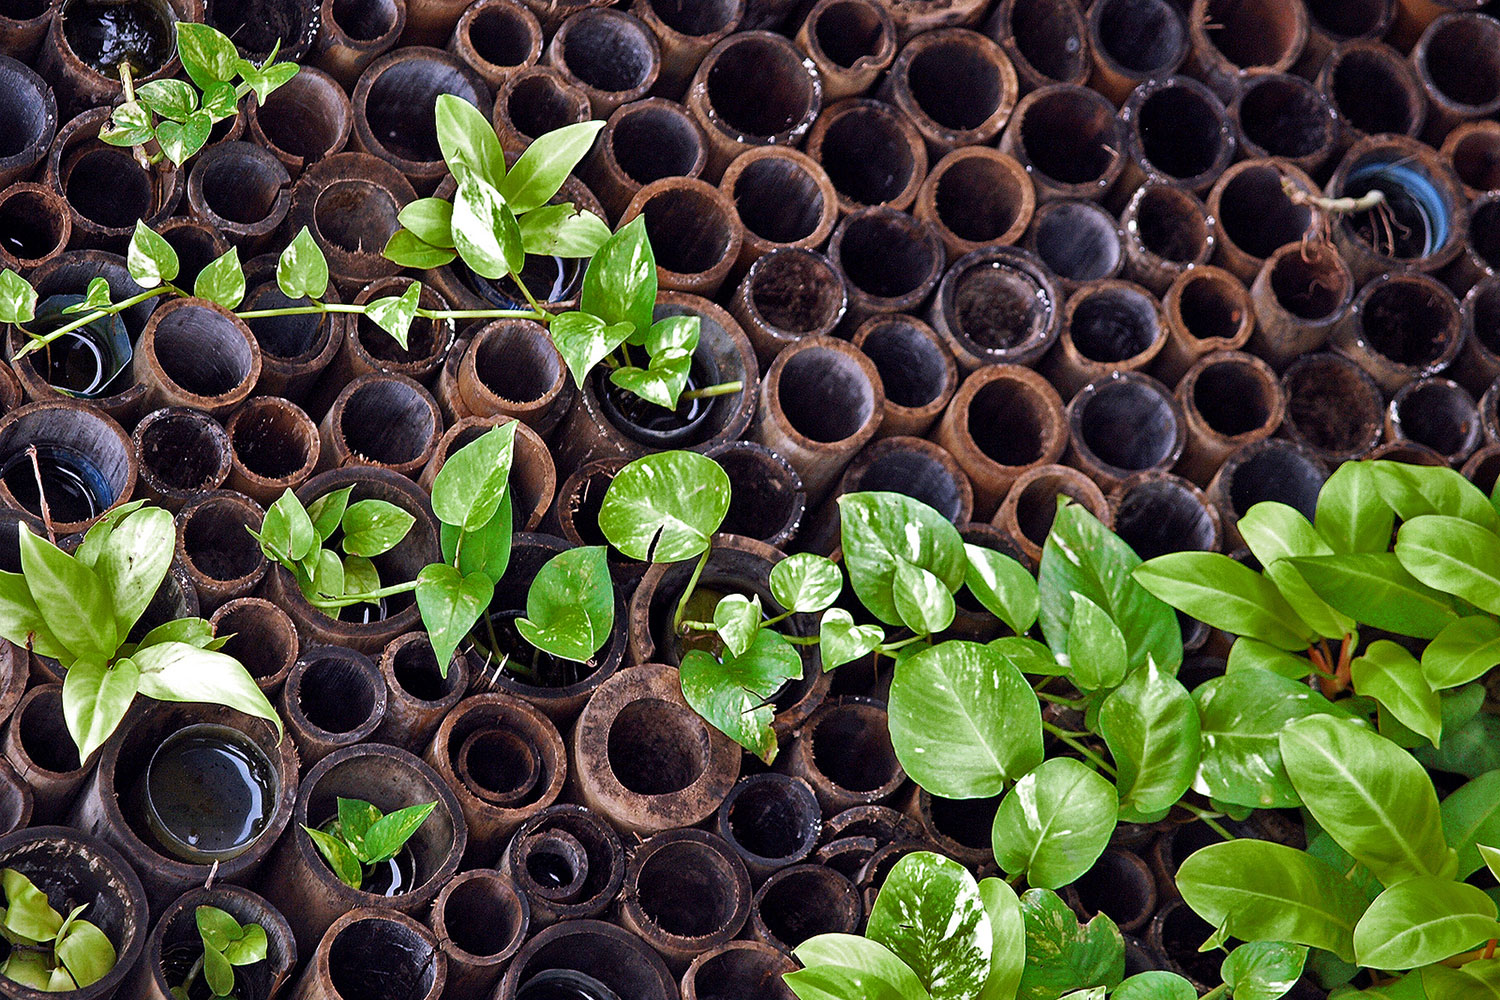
[0, 869, 115, 992]
[169, 906, 269, 1000]
[302, 798, 436, 893]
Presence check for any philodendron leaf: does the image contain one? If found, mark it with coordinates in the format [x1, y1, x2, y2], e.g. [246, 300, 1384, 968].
[277, 226, 329, 300]
[133, 642, 283, 735]
[176, 22, 239, 88]
[501, 120, 605, 214]
[515, 546, 614, 663]
[195, 906, 241, 956]
[19, 526, 116, 663]
[1353, 877, 1499, 970]
[963, 544, 1038, 635]
[203, 938, 234, 995]
[303, 827, 362, 889]
[222, 922, 267, 966]
[597, 450, 730, 563]
[0, 269, 38, 325]
[550, 311, 634, 390]
[0, 570, 66, 660]
[1423, 615, 1500, 690]
[839, 492, 966, 626]
[1397, 514, 1500, 615]
[126, 221, 180, 288]
[1441, 769, 1500, 878]
[1099, 659, 1199, 822]
[711, 593, 760, 658]
[517, 203, 612, 257]
[770, 552, 843, 614]
[431, 422, 517, 534]
[441, 492, 513, 586]
[415, 564, 492, 675]
[363, 281, 422, 350]
[992, 757, 1117, 889]
[55, 917, 115, 988]
[1349, 641, 1441, 747]
[259, 488, 317, 565]
[307, 486, 354, 543]
[62, 658, 140, 761]
[1016, 889, 1124, 1000]
[340, 499, 415, 558]
[90, 504, 175, 641]
[1066, 593, 1127, 690]
[1315, 460, 1393, 555]
[888, 640, 1043, 798]
[1133, 552, 1314, 651]
[1175, 840, 1369, 962]
[1289, 553, 1458, 640]
[792, 935, 929, 1000]
[1280, 714, 1457, 885]
[2, 868, 63, 942]
[978, 877, 1024, 1000]
[1368, 460, 1500, 533]
[680, 628, 802, 763]
[783, 964, 921, 1000]
[1220, 942, 1308, 1000]
[194, 248, 246, 309]
[580, 214, 656, 339]
[1112, 972, 1195, 999]
[867, 852, 991, 1000]
[434, 93, 506, 187]
[818, 609, 883, 670]
[1239, 501, 1354, 639]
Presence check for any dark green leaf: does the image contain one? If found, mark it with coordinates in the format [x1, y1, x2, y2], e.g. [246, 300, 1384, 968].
[515, 546, 614, 662]
[1442, 770, 1500, 878]
[597, 450, 730, 562]
[992, 758, 1116, 889]
[580, 215, 655, 338]
[1133, 552, 1314, 650]
[194, 248, 245, 309]
[867, 852, 990, 1000]
[680, 628, 802, 763]
[978, 877, 1025, 1000]
[1016, 889, 1124, 1000]
[502, 120, 605, 213]
[1220, 942, 1308, 1000]
[1419, 699, 1500, 777]
[1100, 659, 1199, 821]
[415, 564, 492, 677]
[307, 486, 354, 543]
[340, 499, 414, 557]
[440, 492, 513, 584]
[155, 111, 212, 166]
[839, 492, 966, 626]
[277, 226, 329, 300]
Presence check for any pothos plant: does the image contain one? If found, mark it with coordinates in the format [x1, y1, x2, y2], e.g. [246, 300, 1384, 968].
[0, 869, 114, 992]
[0, 501, 279, 760]
[301, 797, 435, 893]
[170, 906, 270, 1000]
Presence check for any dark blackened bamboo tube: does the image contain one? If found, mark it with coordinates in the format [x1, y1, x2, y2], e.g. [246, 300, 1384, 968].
[1449, 191, 1500, 294]
[618, 830, 752, 971]
[882, 29, 1017, 155]
[130, 886, 297, 1000]
[132, 407, 232, 511]
[686, 31, 823, 181]
[815, 436, 974, 545]
[795, 0, 895, 101]
[340, 278, 454, 386]
[1120, 184, 1214, 298]
[1025, 198, 1125, 294]
[501, 805, 625, 926]
[314, 0, 405, 89]
[47, 107, 182, 251]
[992, 463, 1107, 563]
[1464, 442, 1500, 490]
[245, 67, 353, 178]
[1442, 120, 1500, 200]
[1230, 72, 1338, 177]
[0, 399, 137, 535]
[497, 920, 676, 1000]
[1108, 471, 1221, 560]
[1386, 377, 1481, 463]
[1121, 77, 1235, 195]
[0, 2, 53, 63]
[705, 441, 807, 548]
[421, 416, 555, 532]
[754, 335, 884, 501]
[428, 870, 528, 1000]
[286, 152, 417, 292]
[239, 259, 350, 406]
[318, 373, 442, 477]
[547, 9, 659, 118]
[493, 67, 593, 153]
[780, 697, 905, 816]
[683, 941, 798, 1000]
[1066, 372, 1186, 492]
[204, 0, 318, 60]
[3, 685, 84, 822]
[851, 313, 957, 438]
[0, 645, 23, 758]
[719, 146, 839, 269]
[352, 49, 491, 193]
[225, 396, 320, 506]
[1204, 158, 1318, 284]
[1246, 241, 1354, 369]
[1459, 275, 1500, 395]
[154, 218, 228, 293]
[928, 245, 1062, 370]
[0, 758, 31, 839]
[0, 55, 53, 188]
[210, 597, 299, 695]
[452, 320, 573, 437]
[1086, 0, 1188, 104]
[1207, 439, 1329, 547]
[730, 248, 847, 365]
[999, 84, 1124, 202]
[805, 98, 926, 214]
[1185, 0, 1308, 100]
[174, 490, 267, 611]
[815, 836, 879, 879]
[288, 908, 445, 1000]
[279, 646, 387, 766]
[1174, 351, 1284, 486]
[582, 98, 706, 222]
[1318, 40, 1426, 157]
[983, 0, 1091, 91]
[915, 147, 1033, 261]
[620, 177, 743, 297]
[1412, 13, 1500, 144]
[936, 364, 1067, 516]
[632, 0, 741, 97]
[749, 864, 862, 952]
[0, 183, 69, 271]
[1043, 279, 1167, 398]
[829, 208, 945, 329]
[715, 774, 821, 883]
[133, 299, 261, 418]
[39, 0, 189, 116]
[450, 0, 541, 89]
[376, 631, 468, 751]
[1279, 352, 1384, 462]
[1297, 0, 1393, 75]
[905, 790, 999, 870]
[1063, 848, 1159, 934]
[1333, 272, 1463, 393]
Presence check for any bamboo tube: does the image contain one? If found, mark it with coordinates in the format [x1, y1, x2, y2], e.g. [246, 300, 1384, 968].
[582, 98, 707, 222]
[0, 54, 53, 188]
[132, 407, 232, 511]
[46, 107, 182, 252]
[210, 597, 299, 696]
[351, 48, 491, 194]
[1173, 350, 1284, 486]
[882, 29, 1018, 154]
[983, 0, 1091, 92]
[936, 363, 1067, 516]
[1230, 71, 1338, 176]
[428, 870, 528, 1000]
[492, 67, 593, 153]
[501, 805, 625, 926]
[450, 0, 541, 89]
[1025, 198, 1125, 295]
[1042, 279, 1168, 398]
[288, 908, 444, 1000]
[0, 182, 69, 271]
[1120, 183, 1214, 297]
[927, 245, 1062, 370]
[285, 152, 417, 292]
[715, 774, 821, 883]
[1332, 271, 1463, 393]
[632, 0, 742, 97]
[547, 9, 659, 118]
[1279, 352, 1384, 462]
[719, 146, 839, 269]
[730, 248, 847, 365]
[992, 463, 1108, 563]
[1386, 376, 1482, 464]
[850, 313, 957, 438]
[620, 177, 743, 297]
[1086, 0, 1188, 104]
[682, 941, 798, 1000]
[1206, 439, 1329, 549]
[705, 440, 807, 548]
[225, 396, 320, 506]
[174, 490, 267, 611]
[1246, 240, 1354, 369]
[795, 0, 896, 101]
[1204, 158, 1318, 284]
[685, 31, 822, 181]
[1065, 372, 1186, 492]
[998, 84, 1125, 202]
[915, 147, 1033, 260]
[617, 830, 752, 971]
[806, 98, 927, 214]
[1185, 0, 1308, 100]
[779, 697, 905, 816]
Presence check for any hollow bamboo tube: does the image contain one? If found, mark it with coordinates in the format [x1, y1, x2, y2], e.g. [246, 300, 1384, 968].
[492, 67, 593, 153]
[705, 440, 807, 548]
[683, 941, 799, 1000]
[1042, 279, 1168, 398]
[375, 631, 468, 751]
[1411, 13, 1500, 145]
[1279, 352, 1385, 462]
[0, 1, 53, 63]
[581, 98, 707, 222]
[904, 788, 999, 871]
[779, 696, 905, 816]
[805, 98, 926, 214]
[47, 107, 182, 251]
[239, 258, 350, 407]
[992, 463, 1108, 563]
[351, 48, 491, 194]
[749, 864, 863, 952]
[1463, 442, 1500, 491]
[811, 435, 974, 549]
[915, 147, 1033, 260]
[618, 830, 752, 971]
[1120, 183, 1215, 298]
[3, 685, 84, 823]
[620, 177, 743, 297]
[428, 870, 528, 1000]
[110, 299, 257, 419]
[286, 152, 417, 292]
[1386, 377, 1482, 464]
[850, 313, 957, 438]
[0, 182, 69, 272]
[1246, 240, 1354, 369]
[795, 0, 895, 101]
[0, 757, 30, 842]
[936, 363, 1067, 516]
[1230, 71, 1338, 177]
[132, 407, 232, 511]
[174, 490, 267, 611]
[881, 29, 1017, 155]
[287, 908, 445, 1000]
[546, 9, 659, 118]
[224, 395, 320, 505]
[1066, 372, 1186, 492]
[1441, 120, 1500, 200]
[450, 0, 541, 89]
[401, 0, 466, 46]
[38, 0, 194, 116]
[0, 55, 53, 188]
[1332, 271, 1464, 393]
[1296, 0, 1393, 76]
[715, 773, 822, 883]
[314, 0, 405, 89]
[1173, 350, 1284, 486]
[1185, 0, 1308, 100]
[1317, 39, 1426, 160]
[421, 415, 554, 532]
[279, 645, 387, 766]
[983, 0, 1091, 92]
[1207, 439, 1329, 548]
[447, 320, 572, 437]
[1025, 198, 1125, 295]
[245, 67, 353, 179]
[0, 399, 137, 535]
[685, 31, 822, 181]
[1108, 471, 1222, 558]
[719, 145, 839, 269]
[1086, 0, 1188, 104]
[998, 84, 1125, 202]
[204, 0, 318, 59]
[501, 805, 625, 926]
[927, 245, 1062, 370]
[335, 277, 454, 387]
[730, 248, 846, 365]
[1064, 848, 1159, 934]
[1204, 158, 1318, 284]
[632, 0, 742, 97]
[1458, 275, 1500, 396]
[317, 372, 443, 477]
[1448, 191, 1500, 295]
[210, 597, 299, 695]
[129, 886, 297, 1000]
[1120, 76, 1236, 195]
[495, 919, 676, 1000]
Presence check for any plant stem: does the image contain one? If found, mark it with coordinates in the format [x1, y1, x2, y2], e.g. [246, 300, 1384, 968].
[180, 954, 205, 997]
[680, 381, 744, 400]
[1201, 985, 1229, 1000]
[1035, 689, 1086, 709]
[1042, 721, 1116, 776]
[13, 287, 174, 359]
[673, 547, 712, 633]
[1179, 802, 1237, 841]
[231, 302, 547, 323]
[305, 579, 418, 610]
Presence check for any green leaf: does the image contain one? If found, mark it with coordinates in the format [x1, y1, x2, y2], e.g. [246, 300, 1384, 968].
[202, 938, 234, 995]
[888, 639, 1043, 798]
[362, 801, 436, 863]
[1290, 553, 1457, 640]
[581, 214, 656, 339]
[93, 505, 175, 640]
[502, 120, 605, 213]
[597, 450, 730, 562]
[646, 314, 699, 354]
[194, 905, 241, 953]
[893, 558, 956, 635]
[277, 226, 329, 300]
[155, 111, 212, 166]
[1426, 961, 1500, 999]
[397, 198, 455, 248]
[681, 628, 802, 763]
[199, 81, 237, 120]
[176, 22, 240, 88]
[770, 553, 842, 614]
[963, 544, 1038, 635]
[1442, 770, 1500, 878]
[222, 922, 267, 966]
[1396, 515, 1500, 613]
[839, 492, 966, 627]
[100, 100, 154, 147]
[238, 59, 298, 104]
[1221, 942, 1308, 1000]
[307, 486, 354, 543]
[440, 492, 513, 585]
[136, 78, 197, 120]
[19, 526, 116, 662]
[133, 616, 217, 651]
[1225, 636, 1311, 679]
[793, 935, 929, 1000]
[1316, 461, 1393, 555]
[1420, 698, 1500, 777]
[784, 964, 922, 1000]
[1100, 659, 1199, 821]
[63, 277, 112, 315]
[1281, 714, 1457, 885]
[434, 93, 506, 187]
[336, 797, 381, 855]
[73, 499, 147, 567]
[609, 347, 691, 409]
[0, 269, 36, 325]
[1016, 889, 1124, 1000]
[1065, 593, 1127, 690]
[1039, 501, 1181, 672]
[988, 635, 1064, 676]
[711, 593, 761, 658]
[382, 229, 456, 270]
[363, 281, 423, 350]
[340, 499, 415, 558]
[133, 642, 282, 735]
[61, 658, 140, 762]
[818, 608, 883, 670]
[867, 852, 990, 1000]
[1349, 641, 1441, 747]
[1369, 460, 1500, 533]
[1133, 552, 1313, 650]
[0, 570, 66, 659]
[452, 176, 524, 280]
[432, 422, 517, 534]
[1112, 972, 1196, 1000]
[306, 548, 344, 600]
[302, 826, 362, 889]
[2, 868, 63, 942]
[517, 203, 613, 257]
[992, 758, 1117, 889]
[1354, 877, 1499, 970]
[550, 311, 635, 391]
[1240, 501, 1356, 639]
[415, 564, 492, 677]
[126, 221, 180, 288]
[515, 546, 614, 663]
[1423, 615, 1500, 689]
[978, 877, 1024, 1000]
[55, 918, 115, 988]
[194, 248, 246, 309]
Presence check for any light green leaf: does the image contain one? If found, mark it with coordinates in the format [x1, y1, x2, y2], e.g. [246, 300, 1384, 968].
[963, 544, 1038, 635]
[363, 281, 422, 351]
[515, 546, 614, 663]
[452, 175, 523, 280]
[0, 269, 38, 325]
[1369, 460, 1500, 532]
[1443, 770, 1500, 878]
[550, 311, 635, 390]
[277, 226, 329, 300]
[383, 229, 457, 270]
[127, 221, 180, 289]
[992, 758, 1116, 889]
[818, 608, 883, 670]
[793, 935, 929, 1000]
[302, 826, 362, 889]
[100, 100, 154, 148]
[711, 593, 761, 658]
[155, 111, 212, 166]
[1423, 615, 1500, 689]
[194, 248, 246, 310]
[680, 628, 802, 763]
[55, 918, 115, 987]
[2, 868, 63, 942]
[1133, 552, 1313, 650]
[340, 499, 415, 558]
[93, 505, 175, 640]
[1112, 971, 1197, 1000]
[1220, 942, 1307, 1000]
[893, 558, 956, 635]
[307, 486, 353, 543]
[19, 526, 115, 662]
[133, 642, 282, 735]
[203, 938, 234, 995]
[1066, 593, 1127, 690]
[361, 801, 436, 863]
[609, 347, 691, 409]
[977, 877, 1024, 1000]
[222, 922, 267, 966]
[580, 214, 656, 338]
[61, 658, 140, 762]
[770, 553, 842, 614]
[415, 564, 492, 677]
[0, 570, 66, 659]
[597, 450, 730, 563]
[1396, 515, 1500, 614]
[440, 492, 513, 585]
[839, 492, 966, 627]
[397, 198, 455, 248]
[501, 120, 604, 214]
[1225, 636, 1311, 678]
[1100, 659, 1199, 820]
[435, 93, 506, 187]
[783, 964, 921, 1000]
[1316, 460, 1393, 555]
[431, 422, 517, 534]
[194, 905, 241, 953]
[176, 22, 240, 88]
[1349, 641, 1441, 747]
[1354, 877, 1499, 970]
[1016, 889, 1124, 1000]
[867, 852, 991, 1000]
[517, 203, 613, 257]
[1290, 552, 1457, 640]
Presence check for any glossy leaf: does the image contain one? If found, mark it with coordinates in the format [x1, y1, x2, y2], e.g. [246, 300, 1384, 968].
[1290, 553, 1457, 640]
[382, 230, 456, 270]
[867, 852, 991, 1000]
[818, 609, 883, 670]
[992, 758, 1116, 889]
[1369, 460, 1500, 533]
[711, 593, 760, 658]
[339, 499, 414, 558]
[1349, 641, 1441, 747]
[770, 553, 842, 614]
[126, 222, 179, 289]
[783, 964, 921, 1000]
[133, 642, 282, 734]
[893, 558, 956, 635]
[1395, 515, 1500, 614]
[517, 203, 613, 257]
[1441, 770, 1500, 878]
[441, 492, 513, 586]
[415, 564, 492, 677]
[362, 801, 436, 863]
[792, 935, 929, 1000]
[1220, 942, 1308, 1000]
[1112, 972, 1196, 1000]
[1066, 593, 1127, 690]
[0, 270, 35, 325]
[0, 570, 65, 659]
[1016, 889, 1124, 1000]
[516, 546, 614, 662]
[452, 176, 523, 280]
[1100, 659, 1199, 821]
[1225, 637, 1310, 679]
[963, 544, 1038, 635]
[203, 939, 234, 995]
[2, 868, 62, 942]
[61, 658, 140, 762]
[680, 628, 802, 763]
[1423, 615, 1500, 689]
[55, 917, 115, 988]
[978, 877, 1024, 1000]
[136, 78, 196, 119]
[363, 281, 422, 350]
[222, 922, 266, 966]
[1316, 460, 1393, 555]
[307, 486, 354, 543]
[397, 198, 455, 248]
[431, 422, 517, 534]
[597, 450, 730, 563]
[1240, 501, 1353, 639]
[580, 215, 655, 338]
[609, 347, 692, 409]
[194, 248, 245, 309]
[1133, 552, 1313, 650]
[838, 492, 966, 626]
[1353, 877, 1499, 970]
[336, 797, 380, 855]
[92, 505, 175, 641]
[155, 111, 213, 166]
[277, 226, 329, 300]
[550, 311, 635, 392]
[176, 22, 240, 88]
[501, 120, 605, 213]
[303, 826, 362, 889]
[434, 93, 506, 187]
[19, 527, 115, 663]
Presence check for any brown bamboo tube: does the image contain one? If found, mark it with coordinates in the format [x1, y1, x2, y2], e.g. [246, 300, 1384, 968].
[1025, 198, 1125, 295]
[730, 248, 847, 365]
[754, 335, 884, 501]
[0, 644, 23, 754]
[0, 182, 69, 271]
[1043, 279, 1168, 398]
[1230, 71, 1338, 177]
[288, 908, 445, 1000]
[1459, 275, 1500, 396]
[3, 685, 84, 822]
[279, 646, 387, 766]
[496, 919, 676, 1000]
[314, 0, 405, 89]
[132, 407, 232, 511]
[927, 245, 1062, 370]
[129, 885, 297, 1000]
[428, 870, 528, 1000]
[1279, 352, 1384, 462]
[352, 48, 491, 194]
[1412, 13, 1500, 144]
[0, 1, 53, 63]
[685, 31, 823, 180]
[1086, 0, 1188, 104]
[983, 0, 1091, 91]
[174, 490, 267, 611]
[0, 55, 53, 188]
[223, 396, 319, 505]
[186, 143, 291, 248]
[450, 0, 541, 88]
[0, 399, 136, 535]
[705, 440, 807, 548]
[632, 0, 741, 97]
[748, 864, 862, 953]
[1297, 0, 1393, 76]
[1333, 271, 1463, 393]
[399, 0, 467, 45]
[881, 29, 1017, 155]
[1120, 76, 1235, 196]
[718, 145, 838, 269]
[1386, 376, 1482, 463]
[1204, 158, 1318, 284]
[1066, 372, 1186, 492]
[1370, 440, 1450, 465]
[999, 84, 1125, 202]
[779, 696, 905, 815]
[1064, 849, 1159, 934]
[936, 364, 1066, 516]
[46, 107, 182, 251]
[239, 259, 350, 407]
[683, 941, 798, 1000]
[449, 320, 573, 437]
[492, 67, 593, 153]
[317, 372, 442, 477]
[715, 774, 821, 883]
[812, 435, 973, 549]
[795, 0, 895, 100]
[1173, 351, 1284, 486]
[1206, 439, 1329, 548]
[1246, 240, 1354, 369]
[211, 597, 300, 695]
[421, 415, 554, 532]
[1119, 184, 1214, 298]
[828, 207, 945, 330]
[915, 147, 1033, 261]
[334, 277, 455, 387]
[1442, 120, 1500, 200]
[132, 299, 261, 417]
[805, 98, 926, 214]
[1448, 193, 1500, 294]
[906, 790, 998, 871]
[39, 0, 193, 116]
[1463, 442, 1500, 491]
[375, 631, 468, 751]
[0, 757, 31, 842]
[851, 313, 957, 438]
[286, 152, 417, 292]
[992, 463, 1108, 563]
[204, 0, 318, 60]
[546, 9, 659, 118]
[1112, 471, 1221, 557]
[152, 218, 228, 295]
[822, 803, 923, 844]
[245, 67, 353, 179]
[500, 805, 625, 926]
[1185, 0, 1308, 100]
[618, 830, 752, 971]
[581, 98, 707, 222]
[1318, 39, 1427, 159]
[883, 0, 988, 40]
[620, 177, 743, 297]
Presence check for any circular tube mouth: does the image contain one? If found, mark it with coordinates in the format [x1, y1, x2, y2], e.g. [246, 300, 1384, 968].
[1002, 0, 1090, 84]
[1304, 0, 1389, 39]
[1030, 200, 1122, 284]
[703, 34, 819, 142]
[754, 866, 860, 949]
[1129, 80, 1231, 185]
[774, 347, 876, 445]
[181, 495, 264, 584]
[1199, 0, 1304, 69]
[0, 186, 68, 266]
[1323, 43, 1425, 138]
[1188, 356, 1279, 439]
[1418, 14, 1500, 114]
[1221, 441, 1326, 520]
[389, 636, 463, 705]
[1169, 268, 1250, 343]
[1336, 148, 1456, 261]
[1067, 284, 1162, 364]
[1092, 0, 1187, 74]
[629, 181, 738, 277]
[643, 0, 739, 36]
[439, 874, 527, 960]
[17, 687, 83, 775]
[1069, 849, 1158, 931]
[135, 409, 228, 495]
[211, 599, 296, 686]
[193, 144, 290, 226]
[337, 378, 439, 466]
[1468, 277, 1500, 359]
[727, 153, 829, 245]
[611, 103, 704, 186]
[1072, 376, 1182, 474]
[361, 56, 486, 165]
[204, 0, 315, 60]
[1234, 73, 1334, 161]
[814, 102, 920, 209]
[605, 697, 712, 796]
[1356, 276, 1460, 368]
[150, 306, 257, 399]
[158, 221, 227, 291]
[472, 322, 563, 404]
[462, 2, 540, 71]
[1446, 124, 1500, 195]
[1126, 185, 1210, 265]
[1267, 244, 1350, 320]
[833, 209, 943, 303]
[312, 178, 401, 255]
[809, 0, 893, 70]
[746, 249, 845, 335]
[62, 146, 155, 230]
[294, 649, 382, 736]
[808, 702, 901, 795]
[928, 150, 1030, 245]
[1008, 467, 1103, 547]
[964, 374, 1054, 469]
[1469, 197, 1500, 272]
[1213, 163, 1315, 260]
[1280, 354, 1383, 459]
[1112, 476, 1218, 558]
[944, 250, 1058, 354]
[510, 807, 623, 910]
[721, 776, 819, 865]
[253, 69, 351, 164]
[847, 441, 968, 523]
[502, 70, 591, 141]
[555, 10, 657, 97]
[900, 32, 1008, 134]
[327, 915, 439, 1000]
[229, 398, 317, 482]
[0, 404, 133, 525]
[1392, 379, 1480, 459]
[633, 838, 743, 939]
[1014, 86, 1121, 190]
[329, 0, 401, 41]
[707, 442, 805, 544]
[856, 317, 950, 410]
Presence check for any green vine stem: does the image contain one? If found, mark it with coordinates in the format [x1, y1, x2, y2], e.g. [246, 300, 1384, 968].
[1178, 802, 1237, 841]
[303, 580, 418, 611]
[12, 287, 177, 360]
[673, 547, 712, 633]
[1042, 721, 1116, 776]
